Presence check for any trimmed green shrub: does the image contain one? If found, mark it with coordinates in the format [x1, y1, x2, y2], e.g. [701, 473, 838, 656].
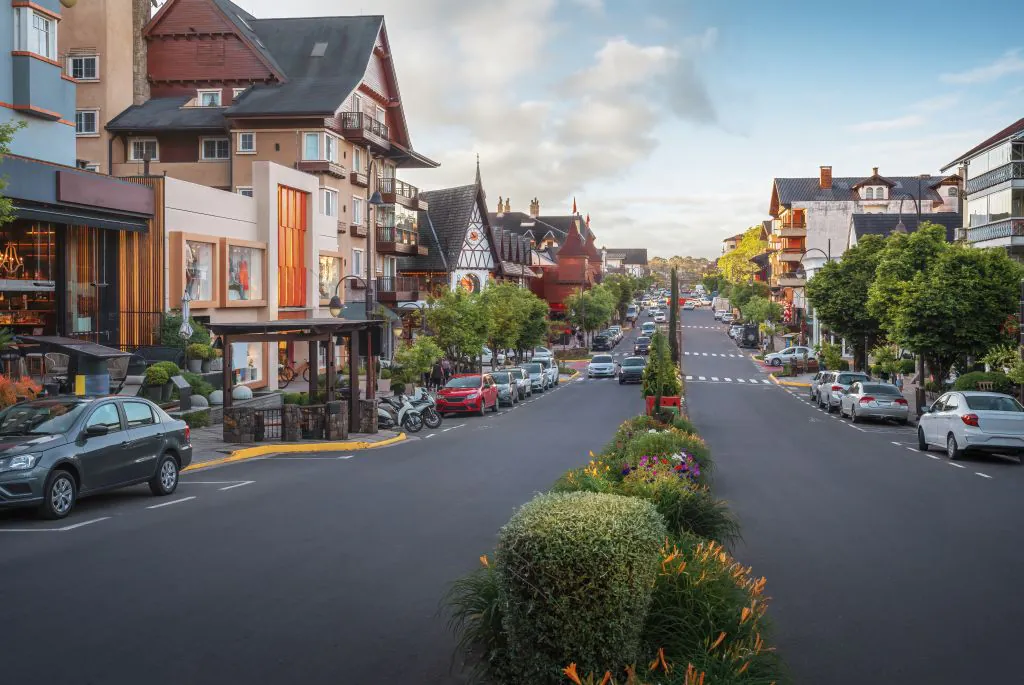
[642, 532, 785, 684]
[144, 366, 169, 387]
[182, 409, 211, 428]
[496, 491, 666, 684]
[160, 314, 211, 349]
[281, 392, 302, 405]
[672, 415, 697, 436]
[605, 415, 665, 455]
[150, 361, 182, 379]
[378, 368, 392, 380]
[954, 370, 1012, 393]
[618, 475, 738, 545]
[186, 343, 211, 360]
[181, 372, 214, 398]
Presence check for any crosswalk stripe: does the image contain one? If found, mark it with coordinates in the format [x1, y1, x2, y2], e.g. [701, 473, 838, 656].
[711, 377, 719, 381]
[698, 376, 706, 381]
[736, 378, 745, 383]
[724, 377, 731, 382]
[702, 352, 708, 356]
[761, 379, 771, 384]
[750, 379, 761, 384]
[686, 375, 693, 380]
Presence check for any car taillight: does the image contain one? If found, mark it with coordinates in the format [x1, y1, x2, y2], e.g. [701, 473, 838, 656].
[894, 398, 908, 406]
[961, 414, 980, 427]
[831, 385, 842, 391]
[184, 425, 191, 443]
[859, 396, 875, 405]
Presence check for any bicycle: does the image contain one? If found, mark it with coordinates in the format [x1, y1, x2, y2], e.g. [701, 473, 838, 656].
[278, 360, 312, 386]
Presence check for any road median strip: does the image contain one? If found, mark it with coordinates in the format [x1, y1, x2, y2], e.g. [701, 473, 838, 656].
[182, 433, 408, 472]
[769, 373, 811, 388]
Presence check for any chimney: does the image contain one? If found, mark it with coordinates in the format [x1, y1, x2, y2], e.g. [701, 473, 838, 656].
[819, 166, 832, 190]
[503, 198, 511, 213]
[496, 196, 504, 218]
[872, 166, 879, 176]
[132, 0, 152, 105]
[529, 197, 540, 218]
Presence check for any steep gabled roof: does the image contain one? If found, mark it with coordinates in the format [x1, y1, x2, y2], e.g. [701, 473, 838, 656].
[942, 117, 1024, 171]
[603, 248, 648, 265]
[106, 97, 228, 131]
[850, 213, 961, 243]
[851, 169, 896, 189]
[557, 218, 588, 258]
[399, 184, 481, 273]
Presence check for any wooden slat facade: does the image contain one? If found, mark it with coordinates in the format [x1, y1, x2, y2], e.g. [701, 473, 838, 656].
[118, 176, 166, 348]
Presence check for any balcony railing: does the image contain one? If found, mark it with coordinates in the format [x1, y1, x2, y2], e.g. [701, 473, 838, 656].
[965, 162, 1024, 195]
[967, 218, 1024, 243]
[375, 226, 425, 256]
[378, 177, 426, 210]
[295, 159, 347, 178]
[777, 249, 804, 262]
[338, 112, 390, 152]
[374, 276, 419, 303]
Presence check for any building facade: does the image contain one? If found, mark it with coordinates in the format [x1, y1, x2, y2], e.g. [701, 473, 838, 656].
[941, 117, 1024, 258]
[601, 248, 649, 277]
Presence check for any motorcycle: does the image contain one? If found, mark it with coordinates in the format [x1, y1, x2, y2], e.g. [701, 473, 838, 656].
[404, 387, 442, 429]
[377, 394, 424, 433]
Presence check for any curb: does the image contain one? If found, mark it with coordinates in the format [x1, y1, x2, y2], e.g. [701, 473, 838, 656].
[769, 373, 812, 388]
[182, 433, 408, 472]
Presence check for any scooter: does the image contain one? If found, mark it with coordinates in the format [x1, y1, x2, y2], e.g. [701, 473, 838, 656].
[377, 394, 424, 433]
[406, 387, 442, 429]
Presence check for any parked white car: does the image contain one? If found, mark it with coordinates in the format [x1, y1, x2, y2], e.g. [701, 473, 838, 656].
[531, 346, 553, 363]
[919, 391, 1024, 461]
[481, 346, 506, 366]
[763, 346, 815, 367]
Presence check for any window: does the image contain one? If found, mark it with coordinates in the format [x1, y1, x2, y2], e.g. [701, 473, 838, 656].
[237, 132, 255, 153]
[375, 105, 386, 123]
[129, 138, 158, 162]
[198, 89, 222, 107]
[875, 187, 885, 200]
[352, 248, 364, 277]
[232, 87, 246, 99]
[353, 147, 364, 174]
[227, 244, 264, 302]
[30, 12, 56, 60]
[123, 402, 155, 428]
[321, 188, 338, 217]
[303, 132, 320, 160]
[86, 404, 122, 432]
[231, 342, 263, 384]
[948, 187, 958, 197]
[319, 255, 342, 301]
[82, 163, 99, 172]
[68, 54, 98, 81]
[865, 188, 874, 199]
[75, 110, 98, 136]
[325, 135, 338, 163]
[352, 196, 364, 226]
[201, 137, 230, 160]
[353, 95, 362, 113]
[185, 240, 215, 301]
[236, 187, 254, 197]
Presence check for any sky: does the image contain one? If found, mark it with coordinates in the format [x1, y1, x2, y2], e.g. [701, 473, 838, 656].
[237, 0, 1024, 258]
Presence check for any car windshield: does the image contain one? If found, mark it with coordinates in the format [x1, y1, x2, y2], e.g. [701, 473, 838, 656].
[522, 363, 542, 373]
[491, 372, 511, 384]
[591, 355, 613, 363]
[965, 395, 1024, 412]
[862, 384, 901, 395]
[837, 374, 869, 385]
[534, 348, 548, 354]
[622, 358, 645, 367]
[636, 337, 650, 344]
[0, 400, 90, 435]
[445, 376, 481, 389]
[509, 369, 524, 379]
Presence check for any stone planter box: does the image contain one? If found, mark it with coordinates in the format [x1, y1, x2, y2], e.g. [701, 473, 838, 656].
[187, 359, 203, 373]
[645, 395, 681, 416]
[143, 386, 163, 402]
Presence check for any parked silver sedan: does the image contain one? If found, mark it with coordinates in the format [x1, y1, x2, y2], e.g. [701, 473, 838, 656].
[918, 391, 1024, 461]
[817, 371, 871, 413]
[839, 382, 909, 424]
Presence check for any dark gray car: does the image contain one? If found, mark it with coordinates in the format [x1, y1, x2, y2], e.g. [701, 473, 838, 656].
[0, 397, 193, 519]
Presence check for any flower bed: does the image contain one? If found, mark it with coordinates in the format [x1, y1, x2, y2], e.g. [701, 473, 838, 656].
[447, 414, 783, 684]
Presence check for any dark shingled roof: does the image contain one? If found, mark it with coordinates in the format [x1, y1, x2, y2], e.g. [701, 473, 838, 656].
[228, 15, 383, 116]
[211, 0, 285, 77]
[943, 117, 1024, 171]
[399, 184, 480, 273]
[106, 97, 228, 132]
[603, 248, 648, 265]
[774, 176, 943, 207]
[850, 213, 961, 243]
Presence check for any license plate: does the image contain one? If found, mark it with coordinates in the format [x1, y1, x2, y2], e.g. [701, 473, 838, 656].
[876, 401, 891, 406]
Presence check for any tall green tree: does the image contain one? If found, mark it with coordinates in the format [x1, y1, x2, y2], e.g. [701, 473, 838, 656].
[426, 288, 490, 369]
[481, 282, 528, 368]
[0, 121, 26, 226]
[806, 235, 886, 371]
[741, 296, 782, 325]
[727, 281, 770, 311]
[867, 223, 949, 335]
[603, 273, 635, 323]
[565, 284, 615, 343]
[515, 291, 550, 358]
[668, 267, 679, 363]
[717, 226, 767, 283]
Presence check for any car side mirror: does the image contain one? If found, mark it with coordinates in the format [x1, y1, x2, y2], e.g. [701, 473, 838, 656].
[922, 405, 932, 414]
[84, 424, 109, 438]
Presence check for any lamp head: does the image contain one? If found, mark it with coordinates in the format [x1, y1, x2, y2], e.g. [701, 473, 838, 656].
[368, 191, 385, 207]
[328, 295, 343, 318]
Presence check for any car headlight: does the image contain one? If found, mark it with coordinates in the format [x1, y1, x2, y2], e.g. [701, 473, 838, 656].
[0, 453, 40, 472]
[466, 392, 480, 399]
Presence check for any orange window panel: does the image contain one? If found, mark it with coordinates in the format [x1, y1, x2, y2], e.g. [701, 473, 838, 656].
[277, 185, 309, 308]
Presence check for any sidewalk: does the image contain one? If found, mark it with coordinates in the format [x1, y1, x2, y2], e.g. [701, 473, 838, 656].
[186, 425, 406, 471]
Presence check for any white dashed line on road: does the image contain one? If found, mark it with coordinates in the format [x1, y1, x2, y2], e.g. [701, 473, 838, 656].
[218, 480, 254, 491]
[57, 517, 112, 531]
[724, 377, 732, 382]
[147, 496, 197, 509]
[698, 376, 706, 381]
[927, 454, 940, 460]
[975, 472, 993, 479]
[736, 378, 745, 383]
[948, 463, 966, 469]
[711, 377, 719, 382]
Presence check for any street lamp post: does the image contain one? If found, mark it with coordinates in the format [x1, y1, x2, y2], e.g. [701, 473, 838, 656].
[891, 184, 929, 414]
[795, 242, 832, 348]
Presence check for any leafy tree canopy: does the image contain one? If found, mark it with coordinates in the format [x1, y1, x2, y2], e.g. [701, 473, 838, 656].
[717, 226, 766, 283]
[426, 288, 490, 364]
[0, 121, 27, 226]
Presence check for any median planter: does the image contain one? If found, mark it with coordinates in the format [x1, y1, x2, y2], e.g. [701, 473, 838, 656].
[645, 395, 681, 416]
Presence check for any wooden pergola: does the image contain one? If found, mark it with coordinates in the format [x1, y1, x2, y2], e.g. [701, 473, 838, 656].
[207, 318, 384, 429]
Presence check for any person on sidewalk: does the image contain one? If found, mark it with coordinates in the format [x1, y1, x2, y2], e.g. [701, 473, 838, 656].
[429, 362, 444, 391]
[440, 357, 452, 385]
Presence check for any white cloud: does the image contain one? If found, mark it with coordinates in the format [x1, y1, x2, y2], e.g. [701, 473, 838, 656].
[847, 114, 926, 133]
[568, 0, 602, 12]
[572, 38, 679, 92]
[941, 49, 1024, 84]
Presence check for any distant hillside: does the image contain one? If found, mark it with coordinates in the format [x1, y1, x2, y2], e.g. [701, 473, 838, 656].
[649, 256, 715, 284]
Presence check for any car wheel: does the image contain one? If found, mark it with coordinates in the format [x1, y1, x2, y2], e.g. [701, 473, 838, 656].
[149, 454, 180, 496]
[39, 469, 76, 520]
[491, 398, 499, 413]
[479, 401, 486, 417]
[826, 400, 836, 414]
[917, 427, 928, 451]
[946, 433, 962, 461]
[619, 378, 625, 385]
[850, 407, 860, 424]
[770, 358, 782, 367]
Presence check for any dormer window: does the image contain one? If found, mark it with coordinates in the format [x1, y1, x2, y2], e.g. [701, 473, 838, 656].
[875, 187, 886, 200]
[865, 188, 874, 200]
[197, 89, 221, 107]
[948, 187, 958, 197]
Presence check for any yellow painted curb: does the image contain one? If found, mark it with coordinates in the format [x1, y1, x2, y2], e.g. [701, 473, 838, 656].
[769, 373, 811, 388]
[182, 433, 408, 472]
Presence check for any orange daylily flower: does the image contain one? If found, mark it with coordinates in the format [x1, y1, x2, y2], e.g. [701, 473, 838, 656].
[563, 662, 583, 685]
[709, 631, 726, 651]
[599, 672, 612, 685]
[479, 554, 489, 568]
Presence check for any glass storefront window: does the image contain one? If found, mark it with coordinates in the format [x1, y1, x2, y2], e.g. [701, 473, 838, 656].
[185, 240, 214, 301]
[0, 222, 56, 334]
[227, 245, 264, 301]
[231, 342, 263, 384]
[319, 255, 341, 302]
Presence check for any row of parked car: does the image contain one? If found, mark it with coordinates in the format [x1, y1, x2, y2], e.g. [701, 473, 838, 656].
[592, 326, 625, 351]
[435, 357, 563, 416]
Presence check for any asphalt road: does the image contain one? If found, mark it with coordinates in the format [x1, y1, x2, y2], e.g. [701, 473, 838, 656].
[0, 334, 645, 684]
[681, 307, 1024, 684]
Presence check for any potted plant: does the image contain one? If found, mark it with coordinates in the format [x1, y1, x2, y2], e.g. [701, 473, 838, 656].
[186, 343, 209, 373]
[377, 367, 392, 394]
[209, 348, 223, 373]
[144, 366, 169, 403]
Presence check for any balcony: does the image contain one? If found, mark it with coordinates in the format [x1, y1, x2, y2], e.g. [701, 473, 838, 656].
[967, 218, 1024, 245]
[350, 223, 368, 238]
[374, 276, 419, 304]
[351, 170, 369, 188]
[338, 112, 390, 154]
[777, 249, 804, 262]
[772, 273, 806, 288]
[376, 226, 426, 256]
[965, 162, 1024, 195]
[295, 159, 347, 179]
[378, 177, 428, 210]
[774, 218, 807, 238]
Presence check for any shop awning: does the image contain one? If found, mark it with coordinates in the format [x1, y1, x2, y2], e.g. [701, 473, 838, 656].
[16, 336, 132, 359]
[15, 205, 148, 233]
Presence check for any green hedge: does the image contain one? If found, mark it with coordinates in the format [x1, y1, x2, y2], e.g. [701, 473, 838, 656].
[496, 491, 665, 684]
[953, 370, 1013, 393]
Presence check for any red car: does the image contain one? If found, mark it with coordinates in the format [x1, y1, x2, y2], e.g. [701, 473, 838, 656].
[437, 374, 499, 416]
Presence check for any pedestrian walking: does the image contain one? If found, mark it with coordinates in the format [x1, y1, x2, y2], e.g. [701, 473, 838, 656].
[430, 362, 444, 391]
[440, 357, 452, 385]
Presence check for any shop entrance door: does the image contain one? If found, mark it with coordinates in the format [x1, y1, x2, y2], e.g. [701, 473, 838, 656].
[59, 226, 118, 344]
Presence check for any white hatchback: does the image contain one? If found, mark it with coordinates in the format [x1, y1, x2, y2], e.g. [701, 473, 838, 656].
[919, 391, 1024, 461]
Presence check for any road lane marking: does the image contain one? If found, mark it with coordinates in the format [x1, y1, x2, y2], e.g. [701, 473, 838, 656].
[58, 517, 111, 531]
[761, 379, 771, 384]
[702, 353, 708, 356]
[0, 517, 113, 533]
[424, 433, 435, 439]
[906, 447, 920, 453]
[975, 472, 993, 479]
[442, 423, 466, 433]
[181, 480, 248, 485]
[147, 496, 197, 509]
[927, 454, 940, 460]
[218, 480, 254, 491]
[711, 377, 719, 381]
[736, 378, 745, 383]
[724, 377, 732, 382]
[948, 463, 965, 469]
[698, 376, 706, 381]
